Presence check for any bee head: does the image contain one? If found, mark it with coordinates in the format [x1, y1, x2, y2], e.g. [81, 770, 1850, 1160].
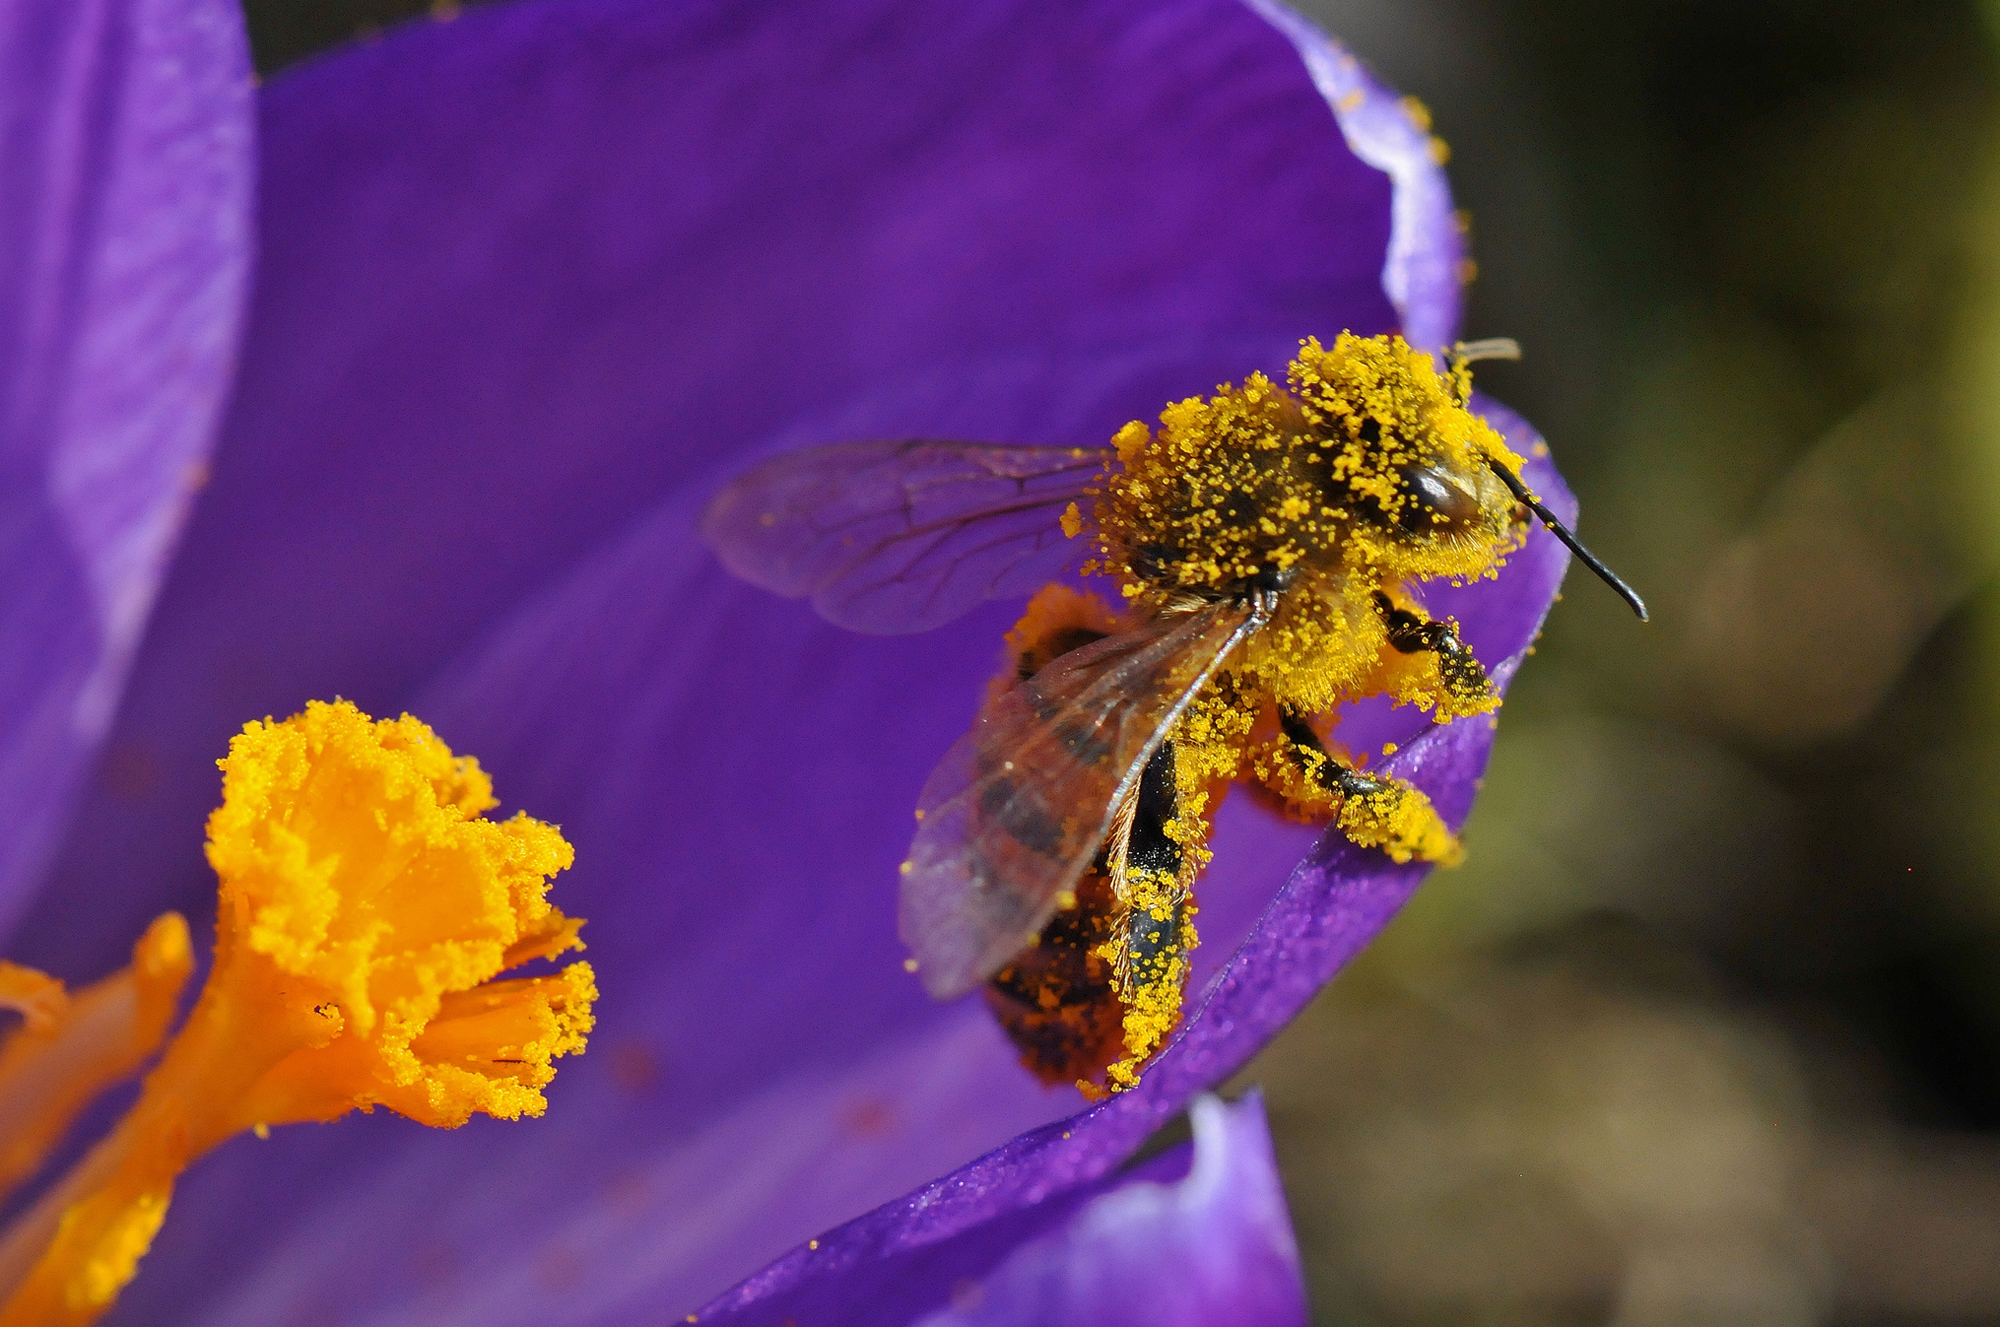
[1093, 332, 1543, 603]
[1340, 409, 1517, 550]
[1278, 333, 1537, 584]
[1395, 462, 1482, 532]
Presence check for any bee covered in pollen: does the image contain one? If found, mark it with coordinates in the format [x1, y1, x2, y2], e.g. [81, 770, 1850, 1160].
[702, 332, 1644, 1097]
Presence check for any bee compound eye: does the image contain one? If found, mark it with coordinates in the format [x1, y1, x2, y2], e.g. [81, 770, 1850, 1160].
[1251, 564, 1296, 593]
[1397, 464, 1481, 533]
[1132, 542, 1182, 580]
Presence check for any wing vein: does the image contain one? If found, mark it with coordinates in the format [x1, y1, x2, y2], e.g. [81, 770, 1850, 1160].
[703, 439, 1110, 633]
[898, 598, 1268, 997]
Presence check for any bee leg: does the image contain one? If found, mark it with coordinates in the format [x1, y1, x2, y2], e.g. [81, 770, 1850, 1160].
[1277, 710, 1387, 802]
[1121, 739, 1184, 887]
[1099, 740, 1198, 1094]
[1273, 709, 1461, 866]
[1372, 591, 1493, 712]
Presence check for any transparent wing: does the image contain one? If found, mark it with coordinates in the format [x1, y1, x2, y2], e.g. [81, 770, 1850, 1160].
[701, 439, 1111, 634]
[899, 600, 1262, 999]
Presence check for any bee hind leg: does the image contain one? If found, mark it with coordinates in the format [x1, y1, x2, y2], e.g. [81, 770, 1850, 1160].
[1372, 591, 1495, 717]
[1097, 740, 1199, 1095]
[1261, 709, 1462, 866]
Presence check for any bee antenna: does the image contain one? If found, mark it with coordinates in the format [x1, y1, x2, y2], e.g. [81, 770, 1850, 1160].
[1485, 457, 1649, 621]
[1445, 340, 1522, 405]
[1452, 338, 1522, 368]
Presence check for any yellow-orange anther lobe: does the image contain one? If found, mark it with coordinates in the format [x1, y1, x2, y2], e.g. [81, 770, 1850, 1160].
[0, 916, 193, 1204]
[0, 700, 592, 1326]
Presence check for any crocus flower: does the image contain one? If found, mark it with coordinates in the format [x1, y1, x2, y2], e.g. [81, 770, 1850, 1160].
[0, 0, 1577, 1321]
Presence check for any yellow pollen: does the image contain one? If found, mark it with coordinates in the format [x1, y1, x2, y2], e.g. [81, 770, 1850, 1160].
[0, 700, 592, 1325]
[988, 332, 1523, 1097]
[1093, 334, 1524, 609]
[1088, 334, 1523, 727]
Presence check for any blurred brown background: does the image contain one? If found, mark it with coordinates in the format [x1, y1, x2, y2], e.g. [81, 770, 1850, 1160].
[1255, 0, 2000, 1322]
[249, 0, 2000, 1322]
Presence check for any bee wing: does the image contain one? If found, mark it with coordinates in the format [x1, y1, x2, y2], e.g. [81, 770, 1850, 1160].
[701, 439, 1111, 634]
[900, 600, 1262, 999]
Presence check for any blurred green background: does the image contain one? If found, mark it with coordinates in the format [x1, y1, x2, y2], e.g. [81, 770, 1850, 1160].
[248, 0, 2000, 1321]
[1259, 0, 2000, 1322]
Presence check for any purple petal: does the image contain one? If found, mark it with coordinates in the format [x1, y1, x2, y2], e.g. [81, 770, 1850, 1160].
[0, 0, 253, 935]
[0, 0, 1536, 1321]
[16, 0, 1410, 972]
[1245, 0, 1465, 354]
[109, 403, 1562, 1327]
[916, 1095, 1305, 1327]
[694, 411, 1571, 1324]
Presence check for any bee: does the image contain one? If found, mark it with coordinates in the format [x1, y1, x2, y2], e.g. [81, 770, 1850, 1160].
[703, 333, 1643, 1095]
